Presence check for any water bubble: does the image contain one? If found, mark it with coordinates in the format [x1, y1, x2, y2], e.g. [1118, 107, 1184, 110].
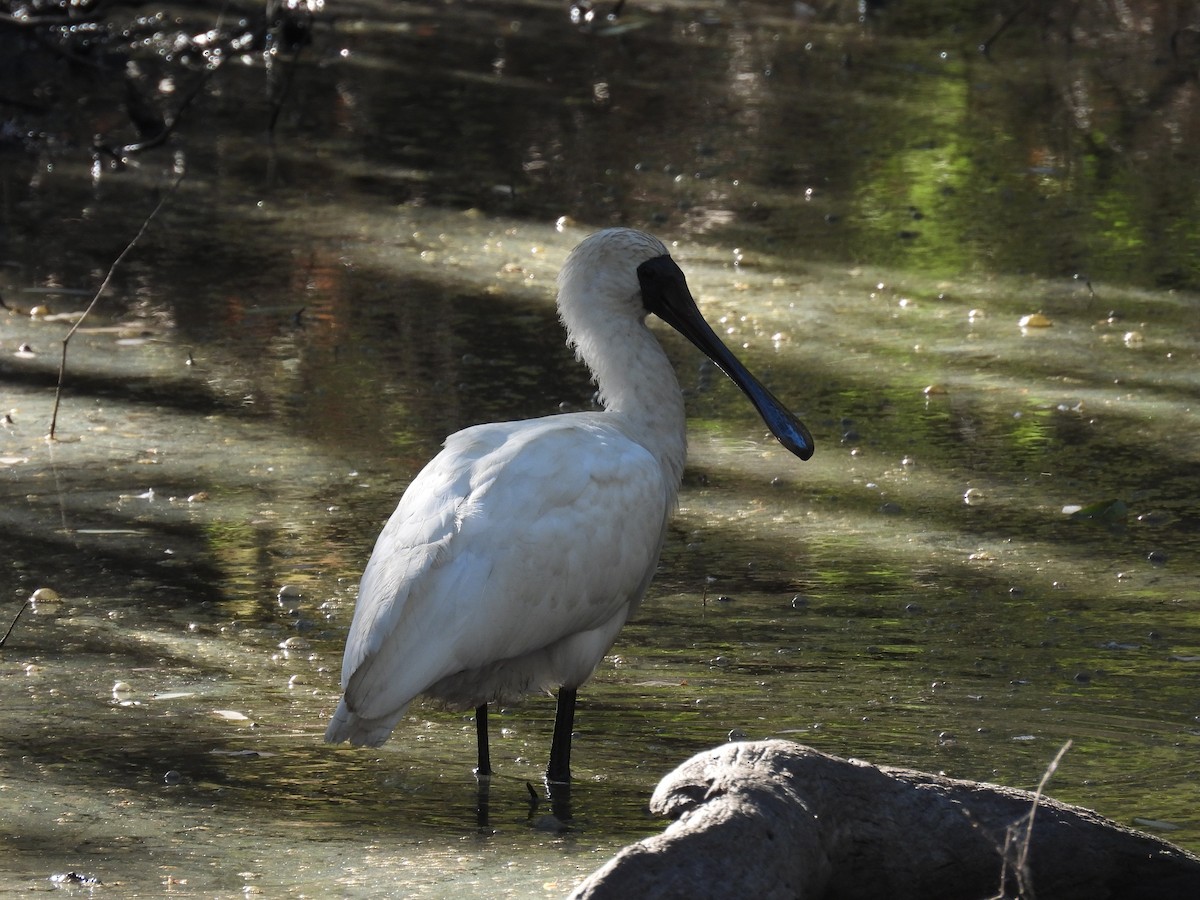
[277, 586, 304, 609]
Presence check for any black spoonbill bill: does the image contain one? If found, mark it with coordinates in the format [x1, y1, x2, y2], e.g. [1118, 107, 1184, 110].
[325, 228, 814, 783]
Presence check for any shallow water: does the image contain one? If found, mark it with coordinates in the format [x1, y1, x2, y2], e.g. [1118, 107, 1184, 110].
[2, 0, 1199, 895]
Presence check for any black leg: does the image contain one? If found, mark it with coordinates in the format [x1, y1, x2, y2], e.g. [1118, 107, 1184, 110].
[475, 703, 492, 777]
[546, 686, 577, 783]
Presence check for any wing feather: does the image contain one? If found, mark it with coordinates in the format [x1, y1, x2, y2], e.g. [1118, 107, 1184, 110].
[334, 413, 670, 733]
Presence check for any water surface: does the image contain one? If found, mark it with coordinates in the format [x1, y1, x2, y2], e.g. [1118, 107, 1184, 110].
[1, 1, 1198, 895]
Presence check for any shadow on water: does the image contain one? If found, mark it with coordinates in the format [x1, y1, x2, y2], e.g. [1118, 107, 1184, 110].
[1, 0, 1199, 894]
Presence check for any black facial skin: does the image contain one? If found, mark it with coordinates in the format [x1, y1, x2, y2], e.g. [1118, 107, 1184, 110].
[638, 254, 815, 461]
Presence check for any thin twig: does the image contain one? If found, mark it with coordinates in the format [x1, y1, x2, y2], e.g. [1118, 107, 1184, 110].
[95, 65, 217, 160]
[266, 40, 305, 137]
[980, 0, 1033, 58]
[992, 739, 1073, 899]
[0, 601, 31, 649]
[48, 172, 185, 440]
[1016, 740, 1072, 882]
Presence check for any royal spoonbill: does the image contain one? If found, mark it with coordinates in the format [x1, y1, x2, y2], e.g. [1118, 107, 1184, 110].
[325, 228, 814, 783]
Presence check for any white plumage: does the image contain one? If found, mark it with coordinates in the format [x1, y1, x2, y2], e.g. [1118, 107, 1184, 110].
[325, 228, 813, 781]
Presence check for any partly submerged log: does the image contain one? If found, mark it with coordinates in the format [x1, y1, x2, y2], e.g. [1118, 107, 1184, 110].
[568, 740, 1200, 900]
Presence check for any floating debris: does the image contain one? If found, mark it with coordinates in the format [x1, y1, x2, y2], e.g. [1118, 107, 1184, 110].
[210, 749, 272, 758]
[1065, 499, 1128, 522]
[1018, 312, 1052, 328]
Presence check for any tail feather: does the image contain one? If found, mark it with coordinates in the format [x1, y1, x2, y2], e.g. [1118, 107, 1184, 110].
[324, 697, 407, 747]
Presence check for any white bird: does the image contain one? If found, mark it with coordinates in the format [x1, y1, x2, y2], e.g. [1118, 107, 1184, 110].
[325, 228, 813, 783]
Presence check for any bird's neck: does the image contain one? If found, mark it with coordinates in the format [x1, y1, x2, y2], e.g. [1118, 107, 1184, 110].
[577, 319, 689, 491]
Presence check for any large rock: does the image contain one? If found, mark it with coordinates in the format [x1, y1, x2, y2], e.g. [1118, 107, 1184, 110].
[569, 740, 1200, 899]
